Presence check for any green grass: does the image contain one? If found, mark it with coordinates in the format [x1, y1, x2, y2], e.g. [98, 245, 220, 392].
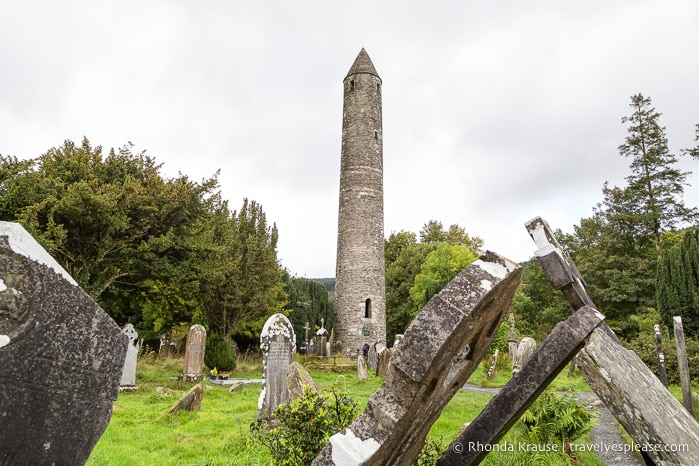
[87, 357, 601, 465]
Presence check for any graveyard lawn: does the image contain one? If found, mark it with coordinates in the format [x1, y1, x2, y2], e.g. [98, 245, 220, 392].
[88, 357, 609, 465]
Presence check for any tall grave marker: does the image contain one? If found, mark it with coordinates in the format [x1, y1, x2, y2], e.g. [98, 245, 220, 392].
[182, 324, 207, 381]
[0, 222, 127, 465]
[258, 313, 296, 419]
[120, 323, 140, 387]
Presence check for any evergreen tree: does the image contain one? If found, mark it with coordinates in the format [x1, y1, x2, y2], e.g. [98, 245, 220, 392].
[618, 94, 697, 255]
[657, 228, 699, 335]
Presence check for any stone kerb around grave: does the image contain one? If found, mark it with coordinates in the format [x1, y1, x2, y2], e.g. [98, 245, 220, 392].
[258, 313, 296, 420]
[0, 221, 128, 465]
[312, 251, 521, 465]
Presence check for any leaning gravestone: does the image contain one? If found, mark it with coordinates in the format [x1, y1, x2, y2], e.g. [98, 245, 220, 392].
[286, 361, 319, 401]
[258, 313, 296, 419]
[376, 346, 391, 376]
[312, 251, 521, 465]
[120, 323, 140, 387]
[182, 324, 207, 381]
[512, 336, 536, 374]
[0, 222, 128, 465]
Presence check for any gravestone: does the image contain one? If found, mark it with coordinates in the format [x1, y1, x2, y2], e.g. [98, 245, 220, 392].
[654, 323, 669, 387]
[317, 319, 328, 357]
[487, 349, 499, 379]
[312, 251, 521, 465]
[159, 334, 170, 357]
[167, 383, 204, 413]
[286, 361, 319, 401]
[673, 316, 693, 415]
[258, 313, 296, 419]
[376, 346, 391, 376]
[182, 324, 207, 381]
[505, 313, 519, 359]
[512, 337, 536, 374]
[367, 342, 378, 369]
[357, 355, 369, 381]
[120, 323, 140, 387]
[0, 221, 127, 465]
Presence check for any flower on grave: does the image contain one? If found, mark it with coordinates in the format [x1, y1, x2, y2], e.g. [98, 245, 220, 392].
[210, 367, 218, 377]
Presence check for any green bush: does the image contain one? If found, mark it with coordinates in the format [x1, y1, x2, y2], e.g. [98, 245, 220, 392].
[204, 332, 237, 371]
[520, 390, 595, 448]
[250, 383, 357, 466]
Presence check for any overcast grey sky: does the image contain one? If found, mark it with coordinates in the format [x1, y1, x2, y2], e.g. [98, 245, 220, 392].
[1, 1, 698, 278]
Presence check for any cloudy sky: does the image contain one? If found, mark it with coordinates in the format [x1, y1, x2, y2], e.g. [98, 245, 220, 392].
[1, 1, 698, 278]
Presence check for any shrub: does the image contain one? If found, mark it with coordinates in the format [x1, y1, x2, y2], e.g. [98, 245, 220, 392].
[520, 389, 595, 450]
[204, 332, 237, 371]
[250, 383, 357, 466]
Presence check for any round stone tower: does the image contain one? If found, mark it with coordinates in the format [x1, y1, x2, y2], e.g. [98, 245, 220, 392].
[334, 48, 386, 355]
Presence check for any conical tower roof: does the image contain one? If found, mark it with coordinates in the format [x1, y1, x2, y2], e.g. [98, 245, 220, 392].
[346, 48, 380, 79]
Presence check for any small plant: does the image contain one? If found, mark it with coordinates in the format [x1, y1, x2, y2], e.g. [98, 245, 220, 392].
[520, 389, 596, 452]
[250, 381, 357, 466]
[413, 437, 446, 466]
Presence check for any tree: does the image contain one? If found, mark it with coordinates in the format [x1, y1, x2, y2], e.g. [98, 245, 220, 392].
[657, 228, 699, 335]
[510, 259, 570, 342]
[0, 138, 220, 330]
[199, 199, 287, 348]
[384, 234, 435, 344]
[618, 94, 697, 255]
[562, 95, 698, 331]
[409, 243, 478, 311]
[284, 275, 335, 345]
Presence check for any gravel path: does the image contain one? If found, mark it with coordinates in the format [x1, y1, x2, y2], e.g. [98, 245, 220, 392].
[576, 392, 644, 466]
[460, 385, 645, 465]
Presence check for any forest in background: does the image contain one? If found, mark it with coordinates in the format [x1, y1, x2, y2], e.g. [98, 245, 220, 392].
[1, 94, 698, 367]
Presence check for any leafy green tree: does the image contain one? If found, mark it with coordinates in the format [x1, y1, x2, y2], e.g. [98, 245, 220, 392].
[0, 138, 220, 330]
[409, 243, 478, 310]
[0, 138, 288, 349]
[509, 259, 569, 342]
[385, 232, 435, 344]
[199, 199, 287, 348]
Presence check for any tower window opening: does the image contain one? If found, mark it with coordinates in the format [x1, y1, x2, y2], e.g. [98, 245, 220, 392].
[350, 80, 355, 91]
[365, 298, 372, 318]
[374, 130, 378, 140]
[377, 83, 380, 92]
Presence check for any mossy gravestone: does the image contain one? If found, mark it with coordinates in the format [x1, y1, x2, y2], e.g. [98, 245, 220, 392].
[258, 313, 296, 419]
[0, 222, 127, 465]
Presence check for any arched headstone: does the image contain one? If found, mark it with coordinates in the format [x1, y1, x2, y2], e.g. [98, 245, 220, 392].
[258, 313, 296, 419]
[183, 324, 206, 381]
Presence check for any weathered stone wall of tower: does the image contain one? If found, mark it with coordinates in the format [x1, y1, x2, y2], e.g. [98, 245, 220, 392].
[334, 49, 386, 355]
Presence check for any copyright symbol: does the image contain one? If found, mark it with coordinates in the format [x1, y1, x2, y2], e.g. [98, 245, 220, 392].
[453, 442, 464, 453]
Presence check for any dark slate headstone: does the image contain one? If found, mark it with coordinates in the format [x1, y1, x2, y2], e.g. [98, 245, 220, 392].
[258, 313, 296, 419]
[0, 222, 128, 465]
